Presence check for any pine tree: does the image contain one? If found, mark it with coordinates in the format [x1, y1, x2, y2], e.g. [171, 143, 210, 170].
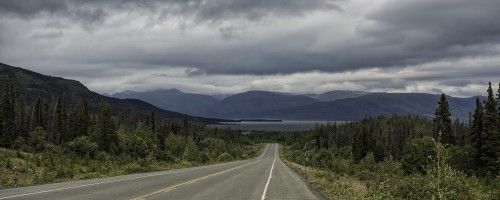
[78, 101, 90, 137]
[470, 97, 484, 173]
[497, 82, 500, 129]
[0, 78, 16, 147]
[496, 82, 500, 115]
[434, 93, 454, 145]
[33, 97, 44, 129]
[97, 101, 117, 153]
[482, 82, 500, 175]
[149, 111, 155, 133]
[54, 97, 67, 145]
[182, 114, 190, 137]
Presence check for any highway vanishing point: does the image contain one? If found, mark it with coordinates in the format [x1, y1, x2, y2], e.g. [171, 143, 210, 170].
[0, 144, 321, 200]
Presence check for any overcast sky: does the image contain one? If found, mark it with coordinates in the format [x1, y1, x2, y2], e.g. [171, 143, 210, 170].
[1, 0, 499, 96]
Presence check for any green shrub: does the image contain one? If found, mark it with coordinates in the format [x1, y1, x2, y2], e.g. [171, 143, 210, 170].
[183, 138, 199, 162]
[164, 133, 185, 159]
[401, 137, 437, 175]
[359, 152, 377, 172]
[201, 138, 226, 159]
[217, 152, 233, 162]
[331, 158, 353, 175]
[29, 127, 48, 152]
[446, 144, 475, 175]
[67, 136, 99, 158]
[313, 149, 334, 170]
[377, 155, 403, 177]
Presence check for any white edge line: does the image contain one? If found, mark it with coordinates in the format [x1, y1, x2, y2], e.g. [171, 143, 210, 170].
[260, 144, 277, 200]
[0, 144, 271, 200]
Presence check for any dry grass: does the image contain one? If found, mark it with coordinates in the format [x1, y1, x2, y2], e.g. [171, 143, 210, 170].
[278, 145, 369, 200]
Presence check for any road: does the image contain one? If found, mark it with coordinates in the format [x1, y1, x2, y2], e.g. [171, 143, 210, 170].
[0, 144, 321, 200]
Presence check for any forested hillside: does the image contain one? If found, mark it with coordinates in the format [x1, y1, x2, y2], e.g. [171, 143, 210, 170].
[0, 63, 221, 123]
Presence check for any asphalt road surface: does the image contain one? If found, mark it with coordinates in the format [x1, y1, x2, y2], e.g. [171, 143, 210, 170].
[0, 144, 321, 200]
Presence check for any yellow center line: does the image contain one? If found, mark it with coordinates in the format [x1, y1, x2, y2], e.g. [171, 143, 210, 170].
[131, 159, 262, 200]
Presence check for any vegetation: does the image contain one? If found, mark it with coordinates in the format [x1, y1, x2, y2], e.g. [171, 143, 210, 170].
[0, 78, 262, 188]
[270, 82, 500, 199]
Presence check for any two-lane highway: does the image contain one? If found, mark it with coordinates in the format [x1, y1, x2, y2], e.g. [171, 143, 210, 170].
[0, 144, 320, 200]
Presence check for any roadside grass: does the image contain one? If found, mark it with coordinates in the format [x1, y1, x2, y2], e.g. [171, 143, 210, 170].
[0, 144, 265, 189]
[279, 144, 499, 200]
[279, 145, 368, 199]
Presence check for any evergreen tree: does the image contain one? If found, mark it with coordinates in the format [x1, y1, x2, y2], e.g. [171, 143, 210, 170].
[496, 82, 500, 117]
[33, 97, 44, 129]
[0, 78, 16, 147]
[97, 101, 117, 153]
[314, 126, 321, 150]
[54, 97, 67, 145]
[497, 82, 500, 129]
[182, 114, 190, 137]
[149, 111, 155, 133]
[482, 82, 500, 175]
[434, 93, 454, 145]
[15, 96, 28, 140]
[470, 97, 484, 173]
[78, 101, 90, 137]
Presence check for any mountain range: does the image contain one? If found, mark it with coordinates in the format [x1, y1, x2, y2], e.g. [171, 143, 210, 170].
[110, 88, 482, 121]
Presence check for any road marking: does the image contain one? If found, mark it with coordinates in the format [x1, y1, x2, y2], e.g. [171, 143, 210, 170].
[261, 144, 277, 200]
[256, 144, 269, 159]
[131, 159, 262, 200]
[0, 144, 270, 200]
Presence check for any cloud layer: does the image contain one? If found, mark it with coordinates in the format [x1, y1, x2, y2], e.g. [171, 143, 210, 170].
[0, 0, 499, 96]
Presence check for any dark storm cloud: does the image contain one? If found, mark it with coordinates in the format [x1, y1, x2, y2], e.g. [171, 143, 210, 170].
[354, 0, 500, 67]
[0, 0, 107, 29]
[0, 0, 339, 26]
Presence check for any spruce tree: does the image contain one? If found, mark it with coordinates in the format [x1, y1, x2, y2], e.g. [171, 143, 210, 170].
[470, 97, 484, 172]
[33, 97, 44, 129]
[79, 101, 90, 137]
[496, 82, 500, 115]
[54, 97, 67, 145]
[497, 82, 500, 128]
[97, 101, 117, 153]
[434, 93, 454, 145]
[482, 82, 500, 175]
[182, 114, 190, 137]
[0, 78, 16, 147]
[149, 111, 155, 133]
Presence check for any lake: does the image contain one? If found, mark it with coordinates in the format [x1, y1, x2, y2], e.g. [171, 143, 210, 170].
[208, 120, 347, 132]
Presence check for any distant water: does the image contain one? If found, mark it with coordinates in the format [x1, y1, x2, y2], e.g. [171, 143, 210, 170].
[208, 120, 347, 132]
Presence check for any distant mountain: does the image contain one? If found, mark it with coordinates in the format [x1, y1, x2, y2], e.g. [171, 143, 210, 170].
[112, 87, 481, 120]
[206, 91, 320, 118]
[210, 93, 233, 100]
[0, 63, 221, 123]
[252, 93, 480, 120]
[111, 89, 219, 116]
[307, 90, 372, 101]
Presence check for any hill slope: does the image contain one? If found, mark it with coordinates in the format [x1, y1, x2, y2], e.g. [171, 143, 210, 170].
[0, 63, 219, 122]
